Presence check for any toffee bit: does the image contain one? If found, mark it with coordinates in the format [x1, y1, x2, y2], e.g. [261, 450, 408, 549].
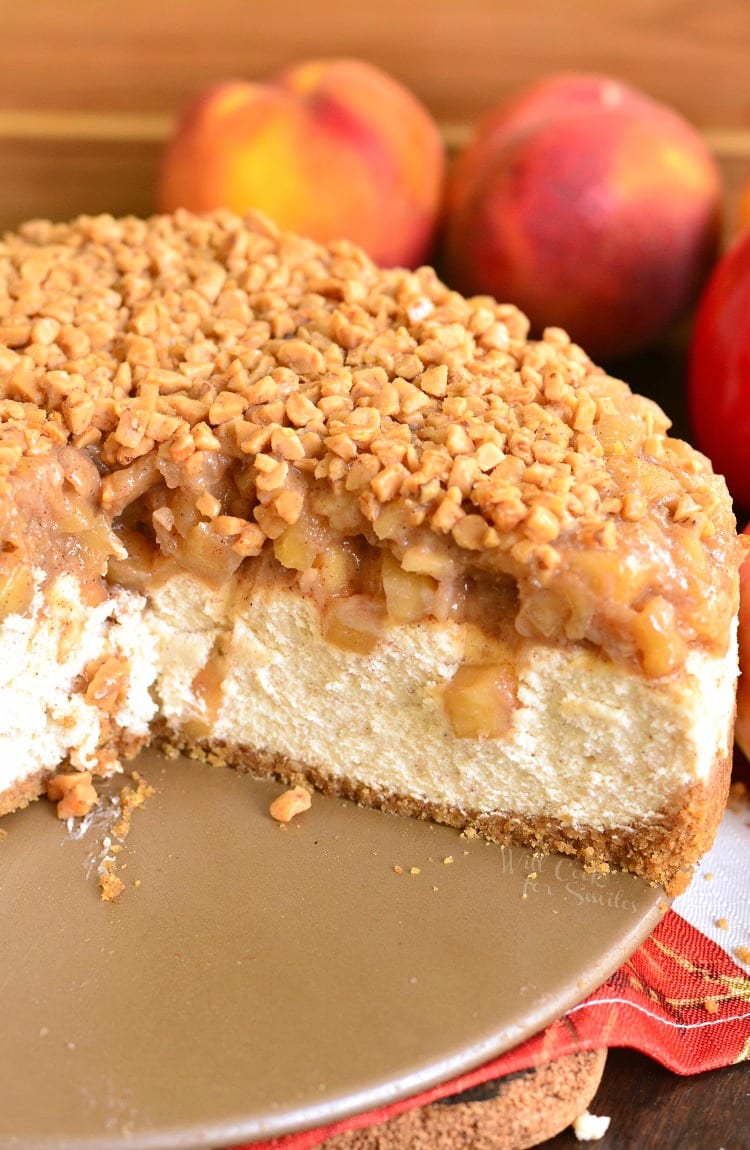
[46, 771, 98, 820]
[269, 785, 312, 823]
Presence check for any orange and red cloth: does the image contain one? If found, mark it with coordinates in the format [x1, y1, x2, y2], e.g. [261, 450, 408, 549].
[235, 773, 750, 1150]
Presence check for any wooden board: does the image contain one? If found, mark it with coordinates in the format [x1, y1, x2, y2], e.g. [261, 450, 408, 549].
[0, 0, 747, 234]
[2, 0, 749, 125]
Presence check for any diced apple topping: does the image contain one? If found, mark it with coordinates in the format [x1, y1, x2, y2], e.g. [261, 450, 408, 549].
[0, 561, 34, 622]
[633, 596, 688, 678]
[107, 527, 156, 593]
[399, 532, 459, 580]
[321, 594, 387, 654]
[180, 521, 244, 586]
[515, 587, 569, 638]
[316, 543, 361, 598]
[381, 551, 436, 624]
[0, 210, 740, 689]
[274, 512, 330, 572]
[443, 662, 518, 739]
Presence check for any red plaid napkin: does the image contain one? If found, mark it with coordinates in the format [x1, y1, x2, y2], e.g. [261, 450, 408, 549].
[233, 771, 750, 1150]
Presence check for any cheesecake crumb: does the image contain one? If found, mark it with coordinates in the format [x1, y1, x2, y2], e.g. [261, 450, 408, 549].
[443, 855, 454, 864]
[715, 917, 729, 930]
[394, 864, 404, 875]
[573, 1111, 611, 1141]
[99, 863, 125, 903]
[704, 996, 719, 1014]
[410, 866, 421, 875]
[666, 869, 691, 896]
[111, 771, 155, 838]
[269, 785, 312, 822]
[703, 872, 715, 881]
[97, 771, 155, 902]
[734, 946, 750, 964]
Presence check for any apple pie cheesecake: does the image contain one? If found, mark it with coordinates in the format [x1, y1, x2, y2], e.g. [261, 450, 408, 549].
[0, 209, 744, 889]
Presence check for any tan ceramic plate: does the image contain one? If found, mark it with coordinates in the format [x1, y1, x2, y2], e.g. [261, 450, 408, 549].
[0, 749, 665, 1149]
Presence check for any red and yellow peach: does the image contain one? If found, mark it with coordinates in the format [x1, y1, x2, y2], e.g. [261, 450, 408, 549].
[441, 73, 722, 361]
[157, 58, 445, 269]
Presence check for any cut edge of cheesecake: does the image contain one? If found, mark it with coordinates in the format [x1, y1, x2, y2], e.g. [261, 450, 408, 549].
[0, 563, 738, 893]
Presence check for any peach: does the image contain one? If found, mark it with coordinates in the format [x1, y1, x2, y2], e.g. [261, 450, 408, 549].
[734, 523, 750, 761]
[441, 73, 722, 361]
[156, 58, 444, 268]
[738, 171, 750, 233]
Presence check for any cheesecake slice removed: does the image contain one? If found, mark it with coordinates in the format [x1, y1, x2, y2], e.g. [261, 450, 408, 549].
[0, 209, 744, 890]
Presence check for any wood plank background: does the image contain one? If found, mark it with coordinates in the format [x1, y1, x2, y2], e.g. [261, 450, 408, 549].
[0, 0, 748, 234]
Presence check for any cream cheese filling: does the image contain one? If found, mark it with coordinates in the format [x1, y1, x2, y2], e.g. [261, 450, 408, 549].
[0, 567, 736, 829]
[0, 574, 158, 797]
[144, 572, 737, 831]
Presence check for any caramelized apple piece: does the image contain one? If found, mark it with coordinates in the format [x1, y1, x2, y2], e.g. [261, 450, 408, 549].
[321, 594, 387, 654]
[180, 522, 244, 586]
[169, 486, 202, 538]
[317, 543, 360, 598]
[47, 771, 98, 819]
[0, 561, 34, 621]
[633, 596, 688, 677]
[56, 493, 97, 533]
[400, 534, 458, 580]
[107, 527, 156, 593]
[381, 551, 436, 624]
[443, 662, 518, 739]
[274, 513, 330, 572]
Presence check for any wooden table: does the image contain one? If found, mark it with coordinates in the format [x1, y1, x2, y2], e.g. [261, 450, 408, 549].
[540, 1048, 749, 1150]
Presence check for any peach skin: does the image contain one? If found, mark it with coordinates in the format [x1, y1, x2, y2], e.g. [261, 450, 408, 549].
[157, 59, 445, 269]
[734, 524, 750, 762]
[441, 73, 722, 362]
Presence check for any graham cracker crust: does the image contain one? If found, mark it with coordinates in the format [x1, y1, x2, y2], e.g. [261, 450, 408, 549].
[0, 768, 51, 818]
[161, 730, 734, 893]
[5, 717, 730, 895]
[0, 733, 149, 818]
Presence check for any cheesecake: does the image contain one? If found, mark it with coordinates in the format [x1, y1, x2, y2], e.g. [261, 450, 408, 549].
[0, 209, 744, 890]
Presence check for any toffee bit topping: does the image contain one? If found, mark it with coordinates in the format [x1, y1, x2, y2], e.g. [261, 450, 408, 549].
[269, 785, 312, 823]
[0, 209, 745, 675]
[46, 771, 98, 819]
